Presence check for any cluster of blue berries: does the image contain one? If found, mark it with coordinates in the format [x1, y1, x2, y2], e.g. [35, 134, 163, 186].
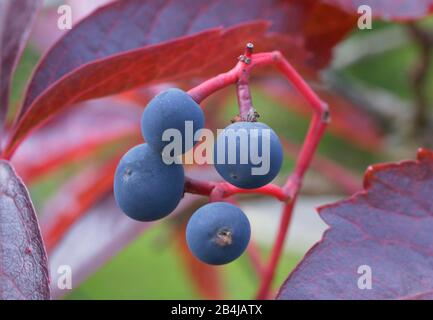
[114, 88, 283, 265]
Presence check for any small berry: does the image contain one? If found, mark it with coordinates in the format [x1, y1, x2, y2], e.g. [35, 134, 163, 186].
[141, 88, 204, 155]
[213, 121, 283, 189]
[114, 144, 184, 221]
[186, 202, 251, 265]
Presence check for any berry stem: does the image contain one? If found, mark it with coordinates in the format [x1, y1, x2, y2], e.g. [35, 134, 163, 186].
[187, 63, 242, 103]
[253, 52, 329, 299]
[184, 176, 216, 196]
[184, 176, 288, 202]
[187, 49, 329, 299]
[236, 43, 255, 120]
[236, 69, 254, 120]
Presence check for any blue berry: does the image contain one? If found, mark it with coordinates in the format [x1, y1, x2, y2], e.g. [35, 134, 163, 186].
[186, 202, 251, 265]
[213, 122, 283, 189]
[141, 88, 205, 155]
[114, 144, 184, 221]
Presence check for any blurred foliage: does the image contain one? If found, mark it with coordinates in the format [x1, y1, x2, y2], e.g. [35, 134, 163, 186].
[344, 19, 433, 109]
[14, 16, 433, 298]
[9, 47, 40, 123]
[65, 223, 301, 299]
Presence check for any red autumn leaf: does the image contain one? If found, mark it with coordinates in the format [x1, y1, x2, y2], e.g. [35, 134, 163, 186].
[0, 0, 41, 132]
[325, 0, 433, 20]
[11, 98, 141, 183]
[41, 158, 121, 254]
[4, 24, 266, 158]
[0, 160, 49, 299]
[4, 0, 361, 158]
[277, 148, 433, 300]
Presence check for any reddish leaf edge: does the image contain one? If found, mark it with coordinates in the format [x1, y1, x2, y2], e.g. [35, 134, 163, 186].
[275, 147, 433, 299]
[0, 0, 42, 139]
[4, 22, 271, 159]
[319, 148, 432, 215]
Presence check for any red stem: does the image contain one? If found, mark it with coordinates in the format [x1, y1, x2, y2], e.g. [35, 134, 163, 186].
[184, 176, 288, 202]
[29, 45, 329, 301]
[185, 48, 329, 300]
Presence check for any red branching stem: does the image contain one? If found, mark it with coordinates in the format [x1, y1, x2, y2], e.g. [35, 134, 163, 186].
[186, 48, 329, 300]
[222, 183, 288, 202]
[184, 176, 288, 202]
[255, 52, 329, 299]
[237, 69, 254, 119]
[236, 43, 255, 119]
[187, 64, 242, 103]
[184, 176, 216, 196]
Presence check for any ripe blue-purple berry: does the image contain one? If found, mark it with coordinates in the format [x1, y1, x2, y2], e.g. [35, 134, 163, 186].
[141, 88, 204, 156]
[186, 202, 251, 265]
[213, 122, 283, 189]
[114, 144, 184, 221]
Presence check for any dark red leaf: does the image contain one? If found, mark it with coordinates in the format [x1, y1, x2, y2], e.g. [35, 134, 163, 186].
[5, 0, 361, 158]
[41, 159, 120, 254]
[0, 160, 49, 299]
[277, 148, 433, 300]
[325, 0, 433, 20]
[298, 1, 357, 67]
[11, 98, 141, 183]
[0, 0, 41, 132]
[5, 24, 267, 157]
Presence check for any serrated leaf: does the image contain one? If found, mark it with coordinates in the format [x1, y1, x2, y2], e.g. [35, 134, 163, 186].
[278, 149, 433, 300]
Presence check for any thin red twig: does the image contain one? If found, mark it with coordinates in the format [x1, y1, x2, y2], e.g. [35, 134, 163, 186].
[185, 47, 329, 299]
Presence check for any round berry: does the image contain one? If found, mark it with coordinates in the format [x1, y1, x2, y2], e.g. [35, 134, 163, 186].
[114, 144, 184, 221]
[213, 122, 283, 189]
[141, 88, 205, 155]
[186, 202, 251, 265]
